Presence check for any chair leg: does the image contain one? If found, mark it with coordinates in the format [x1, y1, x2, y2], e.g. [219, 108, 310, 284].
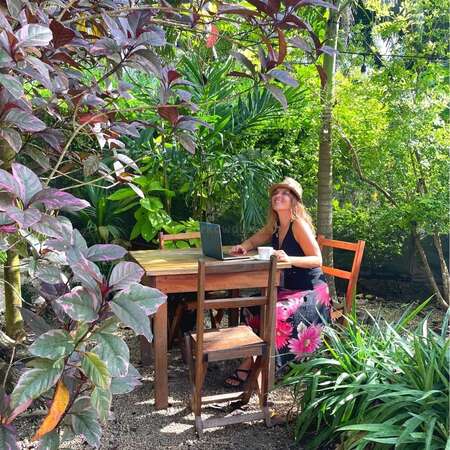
[259, 354, 271, 427]
[193, 361, 208, 436]
[169, 302, 185, 349]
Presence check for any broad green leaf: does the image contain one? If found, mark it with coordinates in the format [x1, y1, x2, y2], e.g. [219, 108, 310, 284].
[110, 365, 142, 395]
[29, 330, 75, 360]
[70, 397, 102, 448]
[81, 352, 110, 389]
[140, 196, 163, 212]
[91, 387, 112, 422]
[0, 424, 17, 450]
[37, 431, 59, 450]
[93, 332, 129, 377]
[11, 361, 63, 409]
[108, 188, 135, 201]
[113, 283, 166, 315]
[110, 296, 152, 341]
[57, 288, 98, 323]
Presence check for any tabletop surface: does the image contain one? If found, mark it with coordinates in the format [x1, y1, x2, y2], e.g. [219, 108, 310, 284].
[129, 247, 291, 276]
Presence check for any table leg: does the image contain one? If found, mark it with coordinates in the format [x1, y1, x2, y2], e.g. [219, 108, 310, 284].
[153, 301, 168, 409]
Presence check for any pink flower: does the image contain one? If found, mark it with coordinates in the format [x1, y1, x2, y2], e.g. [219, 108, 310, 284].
[314, 283, 331, 307]
[288, 324, 323, 360]
[275, 319, 292, 350]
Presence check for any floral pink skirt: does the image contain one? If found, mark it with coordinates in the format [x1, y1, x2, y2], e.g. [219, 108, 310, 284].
[243, 283, 331, 368]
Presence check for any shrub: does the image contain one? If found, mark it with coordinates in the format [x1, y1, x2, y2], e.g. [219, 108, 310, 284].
[281, 301, 449, 450]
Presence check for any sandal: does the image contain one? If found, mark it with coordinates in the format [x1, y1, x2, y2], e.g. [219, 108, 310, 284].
[224, 368, 251, 389]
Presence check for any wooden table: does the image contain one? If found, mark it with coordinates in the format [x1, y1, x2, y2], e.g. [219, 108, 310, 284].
[129, 247, 290, 410]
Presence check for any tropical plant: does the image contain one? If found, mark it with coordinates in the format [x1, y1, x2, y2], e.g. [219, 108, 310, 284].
[161, 218, 201, 248]
[281, 300, 449, 450]
[0, 164, 166, 448]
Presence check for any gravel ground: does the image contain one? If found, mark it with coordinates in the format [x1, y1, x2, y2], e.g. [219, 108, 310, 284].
[16, 295, 444, 450]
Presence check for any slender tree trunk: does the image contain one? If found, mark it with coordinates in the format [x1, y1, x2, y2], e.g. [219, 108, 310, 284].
[432, 232, 449, 304]
[411, 224, 448, 309]
[0, 142, 23, 339]
[317, 2, 340, 298]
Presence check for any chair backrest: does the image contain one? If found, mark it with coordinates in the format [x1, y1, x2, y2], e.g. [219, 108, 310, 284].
[158, 231, 201, 249]
[195, 256, 278, 360]
[317, 235, 366, 313]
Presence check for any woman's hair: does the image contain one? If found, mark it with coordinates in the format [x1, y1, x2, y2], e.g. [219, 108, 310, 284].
[265, 192, 315, 234]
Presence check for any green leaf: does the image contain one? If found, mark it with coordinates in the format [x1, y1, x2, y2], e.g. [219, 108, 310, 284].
[11, 361, 63, 409]
[110, 296, 153, 341]
[70, 397, 102, 448]
[29, 330, 75, 360]
[38, 430, 60, 450]
[113, 283, 166, 315]
[93, 332, 129, 377]
[91, 387, 112, 422]
[108, 188, 135, 201]
[81, 352, 111, 389]
[57, 288, 99, 323]
[140, 196, 163, 212]
[0, 424, 17, 450]
[110, 365, 142, 395]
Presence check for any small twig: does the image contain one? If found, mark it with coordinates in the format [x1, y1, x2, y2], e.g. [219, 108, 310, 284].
[3, 345, 16, 389]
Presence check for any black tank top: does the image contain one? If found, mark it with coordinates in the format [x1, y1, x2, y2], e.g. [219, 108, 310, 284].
[272, 222, 325, 291]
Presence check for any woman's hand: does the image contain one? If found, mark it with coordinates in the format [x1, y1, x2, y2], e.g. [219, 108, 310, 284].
[274, 250, 290, 262]
[230, 244, 247, 255]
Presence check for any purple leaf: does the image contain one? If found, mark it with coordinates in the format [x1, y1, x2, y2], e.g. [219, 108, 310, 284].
[0, 128, 22, 153]
[0, 224, 16, 233]
[319, 45, 338, 56]
[0, 169, 21, 198]
[231, 51, 255, 74]
[269, 69, 299, 87]
[20, 308, 51, 336]
[86, 244, 127, 262]
[30, 188, 90, 211]
[0, 74, 23, 98]
[4, 108, 46, 132]
[15, 24, 53, 48]
[31, 214, 68, 239]
[7, 398, 32, 423]
[114, 283, 166, 315]
[0, 424, 18, 450]
[5, 206, 41, 228]
[177, 133, 196, 154]
[109, 262, 144, 291]
[266, 84, 288, 110]
[72, 256, 103, 291]
[11, 163, 42, 206]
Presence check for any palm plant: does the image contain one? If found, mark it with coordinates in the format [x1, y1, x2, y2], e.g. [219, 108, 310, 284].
[280, 300, 449, 450]
[68, 184, 135, 246]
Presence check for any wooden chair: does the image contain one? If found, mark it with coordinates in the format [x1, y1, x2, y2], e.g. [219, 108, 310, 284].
[158, 231, 200, 249]
[185, 256, 277, 435]
[317, 235, 366, 322]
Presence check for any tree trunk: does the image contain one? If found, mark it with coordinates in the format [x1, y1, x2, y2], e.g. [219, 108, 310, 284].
[0, 142, 23, 339]
[432, 232, 449, 304]
[411, 224, 448, 309]
[317, 2, 340, 298]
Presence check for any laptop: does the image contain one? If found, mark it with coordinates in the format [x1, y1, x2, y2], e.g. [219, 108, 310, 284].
[200, 222, 251, 260]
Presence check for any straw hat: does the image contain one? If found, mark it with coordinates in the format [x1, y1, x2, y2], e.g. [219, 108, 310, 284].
[269, 177, 303, 200]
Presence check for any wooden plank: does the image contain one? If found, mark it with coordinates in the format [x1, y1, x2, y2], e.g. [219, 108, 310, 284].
[150, 271, 281, 294]
[153, 301, 168, 410]
[322, 266, 352, 280]
[129, 247, 290, 276]
[161, 231, 201, 241]
[203, 411, 264, 429]
[202, 391, 244, 404]
[317, 236, 359, 251]
[202, 296, 266, 310]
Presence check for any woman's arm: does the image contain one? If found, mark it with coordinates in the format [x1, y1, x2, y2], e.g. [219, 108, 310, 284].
[230, 226, 272, 255]
[275, 219, 322, 268]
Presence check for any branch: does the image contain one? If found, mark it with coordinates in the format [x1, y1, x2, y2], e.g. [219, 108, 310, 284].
[337, 126, 398, 206]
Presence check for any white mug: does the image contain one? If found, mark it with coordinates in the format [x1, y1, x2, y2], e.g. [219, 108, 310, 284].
[257, 246, 274, 260]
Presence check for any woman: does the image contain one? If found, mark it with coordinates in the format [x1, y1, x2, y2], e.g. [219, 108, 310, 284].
[225, 177, 331, 387]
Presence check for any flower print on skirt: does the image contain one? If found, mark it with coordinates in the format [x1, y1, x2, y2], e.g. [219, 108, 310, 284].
[243, 282, 331, 372]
